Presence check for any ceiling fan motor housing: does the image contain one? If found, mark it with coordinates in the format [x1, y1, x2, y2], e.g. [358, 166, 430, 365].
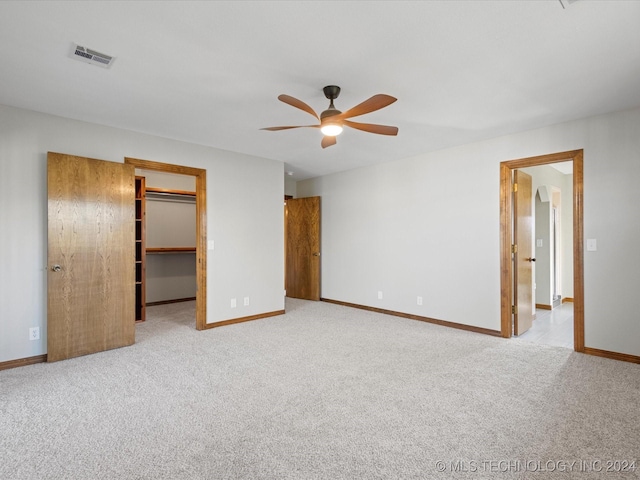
[321, 107, 341, 122]
[321, 85, 342, 122]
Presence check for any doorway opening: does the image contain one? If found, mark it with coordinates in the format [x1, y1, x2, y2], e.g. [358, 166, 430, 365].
[125, 157, 207, 330]
[517, 174, 572, 348]
[499, 150, 584, 352]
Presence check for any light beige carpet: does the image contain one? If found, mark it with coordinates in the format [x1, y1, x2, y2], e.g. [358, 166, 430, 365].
[1, 299, 638, 479]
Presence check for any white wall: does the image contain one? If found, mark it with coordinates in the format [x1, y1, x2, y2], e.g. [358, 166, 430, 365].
[285, 174, 297, 197]
[145, 198, 196, 249]
[0, 104, 284, 363]
[145, 254, 197, 303]
[298, 107, 640, 357]
[534, 191, 552, 306]
[138, 169, 196, 191]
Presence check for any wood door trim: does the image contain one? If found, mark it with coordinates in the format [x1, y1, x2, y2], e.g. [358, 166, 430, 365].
[499, 149, 584, 352]
[124, 157, 207, 330]
[572, 151, 585, 351]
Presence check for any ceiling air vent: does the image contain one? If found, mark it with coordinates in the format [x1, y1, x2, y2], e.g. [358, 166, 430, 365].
[559, 0, 581, 8]
[70, 44, 115, 68]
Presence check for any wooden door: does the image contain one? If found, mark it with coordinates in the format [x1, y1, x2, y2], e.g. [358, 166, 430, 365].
[513, 170, 534, 335]
[47, 152, 135, 362]
[285, 196, 321, 300]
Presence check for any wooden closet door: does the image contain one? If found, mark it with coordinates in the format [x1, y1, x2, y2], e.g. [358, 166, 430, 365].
[285, 196, 321, 300]
[47, 152, 135, 362]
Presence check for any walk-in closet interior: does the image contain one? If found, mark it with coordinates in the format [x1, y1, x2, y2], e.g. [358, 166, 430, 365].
[135, 169, 196, 322]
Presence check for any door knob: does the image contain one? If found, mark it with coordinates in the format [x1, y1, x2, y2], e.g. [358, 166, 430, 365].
[313, 252, 321, 257]
[527, 258, 536, 262]
[51, 264, 62, 272]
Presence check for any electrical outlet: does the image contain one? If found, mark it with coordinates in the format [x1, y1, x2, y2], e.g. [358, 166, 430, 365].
[377, 291, 383, 300]
[230, 298, 237, 308]
[243, 297, 250, 306]
[417, 296, 423, 306]
[29, 327, 40, 340]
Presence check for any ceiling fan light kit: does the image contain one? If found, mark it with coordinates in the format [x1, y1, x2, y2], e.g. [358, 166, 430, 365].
[320, 123, 343, 136]
[261, 85, 398, 148]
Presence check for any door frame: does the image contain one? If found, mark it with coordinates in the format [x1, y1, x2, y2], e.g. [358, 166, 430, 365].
[499, 149, 584, 351]
[125, 157, 207, 330]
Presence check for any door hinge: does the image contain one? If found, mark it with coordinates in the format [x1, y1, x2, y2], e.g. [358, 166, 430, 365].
[511, 244, 518, 254]
[512, 305, 516, 314]
[513, 183, 518, 192]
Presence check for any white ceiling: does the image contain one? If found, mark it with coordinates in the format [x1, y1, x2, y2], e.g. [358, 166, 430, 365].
[1, 1, 639, 180]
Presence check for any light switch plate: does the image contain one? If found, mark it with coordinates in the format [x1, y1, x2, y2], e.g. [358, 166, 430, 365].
[587, 239, 597, 251]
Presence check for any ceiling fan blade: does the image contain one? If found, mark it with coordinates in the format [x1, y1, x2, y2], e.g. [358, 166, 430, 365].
[343, 119, 398, 136]
[337, 94, 397, 120]
[260, 125, 320, 131]
[278, 94, 320, 120]
[321, 135, 337, 149]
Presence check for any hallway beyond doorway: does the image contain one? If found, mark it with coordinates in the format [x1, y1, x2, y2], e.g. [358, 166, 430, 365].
[516, 302, 574, 349]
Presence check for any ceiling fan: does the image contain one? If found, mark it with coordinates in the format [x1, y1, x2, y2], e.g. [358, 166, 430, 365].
[261, 85, 398, 148]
